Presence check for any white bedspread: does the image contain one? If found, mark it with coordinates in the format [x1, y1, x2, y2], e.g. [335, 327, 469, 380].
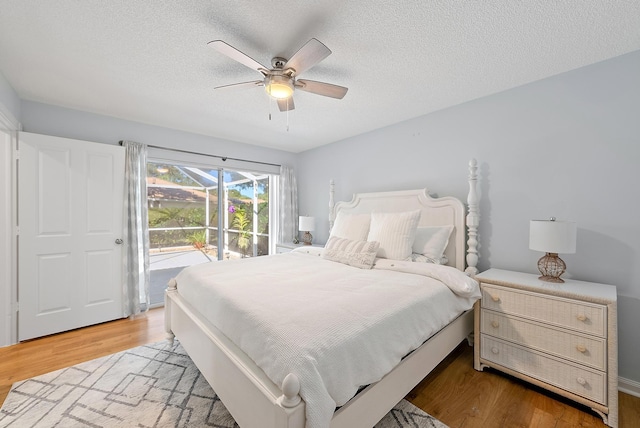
[175, 249, 480, 428]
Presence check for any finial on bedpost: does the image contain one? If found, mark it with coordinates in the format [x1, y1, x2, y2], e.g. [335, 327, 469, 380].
[329, 180, 335, 233]
[165, 278, 178, 344]
[280, 373, 301, 408]
[465, 159, 479, 276]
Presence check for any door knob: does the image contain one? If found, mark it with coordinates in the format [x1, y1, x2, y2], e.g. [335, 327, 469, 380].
[115, 239, 123, 244]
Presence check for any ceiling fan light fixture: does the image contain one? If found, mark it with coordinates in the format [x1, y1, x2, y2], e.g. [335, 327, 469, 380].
[265, 75, 294, 99]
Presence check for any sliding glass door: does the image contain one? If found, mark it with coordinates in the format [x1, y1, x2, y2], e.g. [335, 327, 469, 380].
[145, 161, 273, 306]
[147, 161, 272, 260]
[224, 170, 270, 258]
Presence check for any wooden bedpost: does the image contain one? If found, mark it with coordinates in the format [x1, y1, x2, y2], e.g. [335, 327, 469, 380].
[465, 159, 479, 276]
[328, 179, 335, 233]
[165, 278, 177, 344]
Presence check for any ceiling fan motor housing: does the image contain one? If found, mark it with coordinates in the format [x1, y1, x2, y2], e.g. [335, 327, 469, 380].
[271, 57, 288, 69]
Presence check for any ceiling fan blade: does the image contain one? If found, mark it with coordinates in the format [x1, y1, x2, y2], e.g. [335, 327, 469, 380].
[277, 97, 295, 112]
[214, 80, 263, 90]
[296, 79, 348, 99]
[284, 38, 331, 76]
[208, 40, 268, 74]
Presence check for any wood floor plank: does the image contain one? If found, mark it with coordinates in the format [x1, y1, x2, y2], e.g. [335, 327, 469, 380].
[620, 392, 640, 428]
[1, 308, 638, 428]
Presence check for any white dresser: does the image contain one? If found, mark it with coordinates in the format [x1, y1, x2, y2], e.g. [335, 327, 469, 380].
[474, 268, 618, 427]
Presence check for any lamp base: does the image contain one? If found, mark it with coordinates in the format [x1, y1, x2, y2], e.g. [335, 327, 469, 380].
[537, 252, 566, 283]
[302, 231, 313, 246]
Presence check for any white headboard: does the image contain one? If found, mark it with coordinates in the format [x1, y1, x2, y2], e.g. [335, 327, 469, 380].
[329, 159, 479, 275]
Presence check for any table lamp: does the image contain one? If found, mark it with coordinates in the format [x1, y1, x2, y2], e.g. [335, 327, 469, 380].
[299, 216, 315, 245]
[529, 218, 577, 283]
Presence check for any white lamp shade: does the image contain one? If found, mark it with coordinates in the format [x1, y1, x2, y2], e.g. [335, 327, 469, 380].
[529, 220, 577, 254]
[299, 216, 315, 232]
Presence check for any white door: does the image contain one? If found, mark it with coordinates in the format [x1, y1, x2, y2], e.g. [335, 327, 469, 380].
[18, 132, 125, 340]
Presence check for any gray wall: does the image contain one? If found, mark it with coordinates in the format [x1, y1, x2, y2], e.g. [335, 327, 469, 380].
[0, 71, 20, 122]
[297, 50, 640, 383]
[20, 101, 297, 168]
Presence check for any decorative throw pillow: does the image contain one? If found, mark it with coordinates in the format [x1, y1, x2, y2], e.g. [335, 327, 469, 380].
[330, 212, 371, 241]
[367, 210, 421, 260]
[322, 237, 380, 269]
[412, 225, 454, 263]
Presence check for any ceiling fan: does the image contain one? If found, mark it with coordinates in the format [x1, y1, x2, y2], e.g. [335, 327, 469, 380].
[208, 38, 348, 112]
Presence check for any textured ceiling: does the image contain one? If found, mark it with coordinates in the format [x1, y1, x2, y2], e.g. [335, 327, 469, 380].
[1, 1, 639, 153]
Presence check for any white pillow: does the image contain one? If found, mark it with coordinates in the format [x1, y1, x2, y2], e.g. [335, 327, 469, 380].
[367, 210, 421, 260]
[412, 225, 454, 263]
[330, 212, 371, 241]
[322, 237, 380, 269]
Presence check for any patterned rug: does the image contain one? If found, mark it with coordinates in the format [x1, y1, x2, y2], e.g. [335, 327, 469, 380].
[0, 340, 447, 428]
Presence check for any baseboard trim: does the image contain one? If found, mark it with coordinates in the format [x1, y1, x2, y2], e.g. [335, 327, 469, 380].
[619, 376, 640, 398]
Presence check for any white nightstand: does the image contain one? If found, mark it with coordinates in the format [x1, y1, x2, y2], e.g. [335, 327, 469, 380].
[275, 242, 323, 254]
[474, 268, 618, 428]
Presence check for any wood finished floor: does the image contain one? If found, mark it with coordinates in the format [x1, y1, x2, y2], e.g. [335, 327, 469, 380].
[407, 342, 640, 428]
[0, 308, 638, 427]
[0, 308, 166, 407]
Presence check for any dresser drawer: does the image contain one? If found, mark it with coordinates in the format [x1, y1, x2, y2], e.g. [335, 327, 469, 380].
[481, 335, 606, 405]
[481, 284, 606, 337]
[481, 309, 606, 370]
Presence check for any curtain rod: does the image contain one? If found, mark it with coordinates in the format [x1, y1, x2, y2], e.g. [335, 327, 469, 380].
[118, 141, 281, 168]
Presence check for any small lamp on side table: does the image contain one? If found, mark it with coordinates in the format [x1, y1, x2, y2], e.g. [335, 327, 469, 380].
[529, 217, 577, 283]
[299, 216, 315, 245]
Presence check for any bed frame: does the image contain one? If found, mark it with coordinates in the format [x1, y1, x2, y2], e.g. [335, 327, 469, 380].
[165, 159, 480, 428]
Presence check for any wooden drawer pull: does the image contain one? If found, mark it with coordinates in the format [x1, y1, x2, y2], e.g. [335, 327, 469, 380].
[491, 347, 499, 354]
[490, 294, 500, 302]
[576, 377, 587, 386]
[576, 314, 588, 322]
[576, 345, 587, 353]
[491, 321, 499, 328]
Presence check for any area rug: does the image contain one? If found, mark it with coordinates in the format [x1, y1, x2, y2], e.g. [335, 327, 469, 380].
[0, 340, 447, 428]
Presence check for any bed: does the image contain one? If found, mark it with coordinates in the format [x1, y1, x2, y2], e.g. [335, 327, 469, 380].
[165, 159, 480, 428]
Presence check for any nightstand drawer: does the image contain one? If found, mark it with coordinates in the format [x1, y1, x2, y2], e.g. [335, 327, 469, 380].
[481, 336, 606, 405]
[481, 284, 606, 337]
[481, 309, 606, 370]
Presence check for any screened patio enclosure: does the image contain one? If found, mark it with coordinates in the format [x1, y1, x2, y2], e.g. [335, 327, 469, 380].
[147, 161, 272, 306]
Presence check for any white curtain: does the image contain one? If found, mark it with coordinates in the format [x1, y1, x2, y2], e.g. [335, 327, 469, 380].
[278, 165, 298, 244]
[122, 140, 150, 317]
